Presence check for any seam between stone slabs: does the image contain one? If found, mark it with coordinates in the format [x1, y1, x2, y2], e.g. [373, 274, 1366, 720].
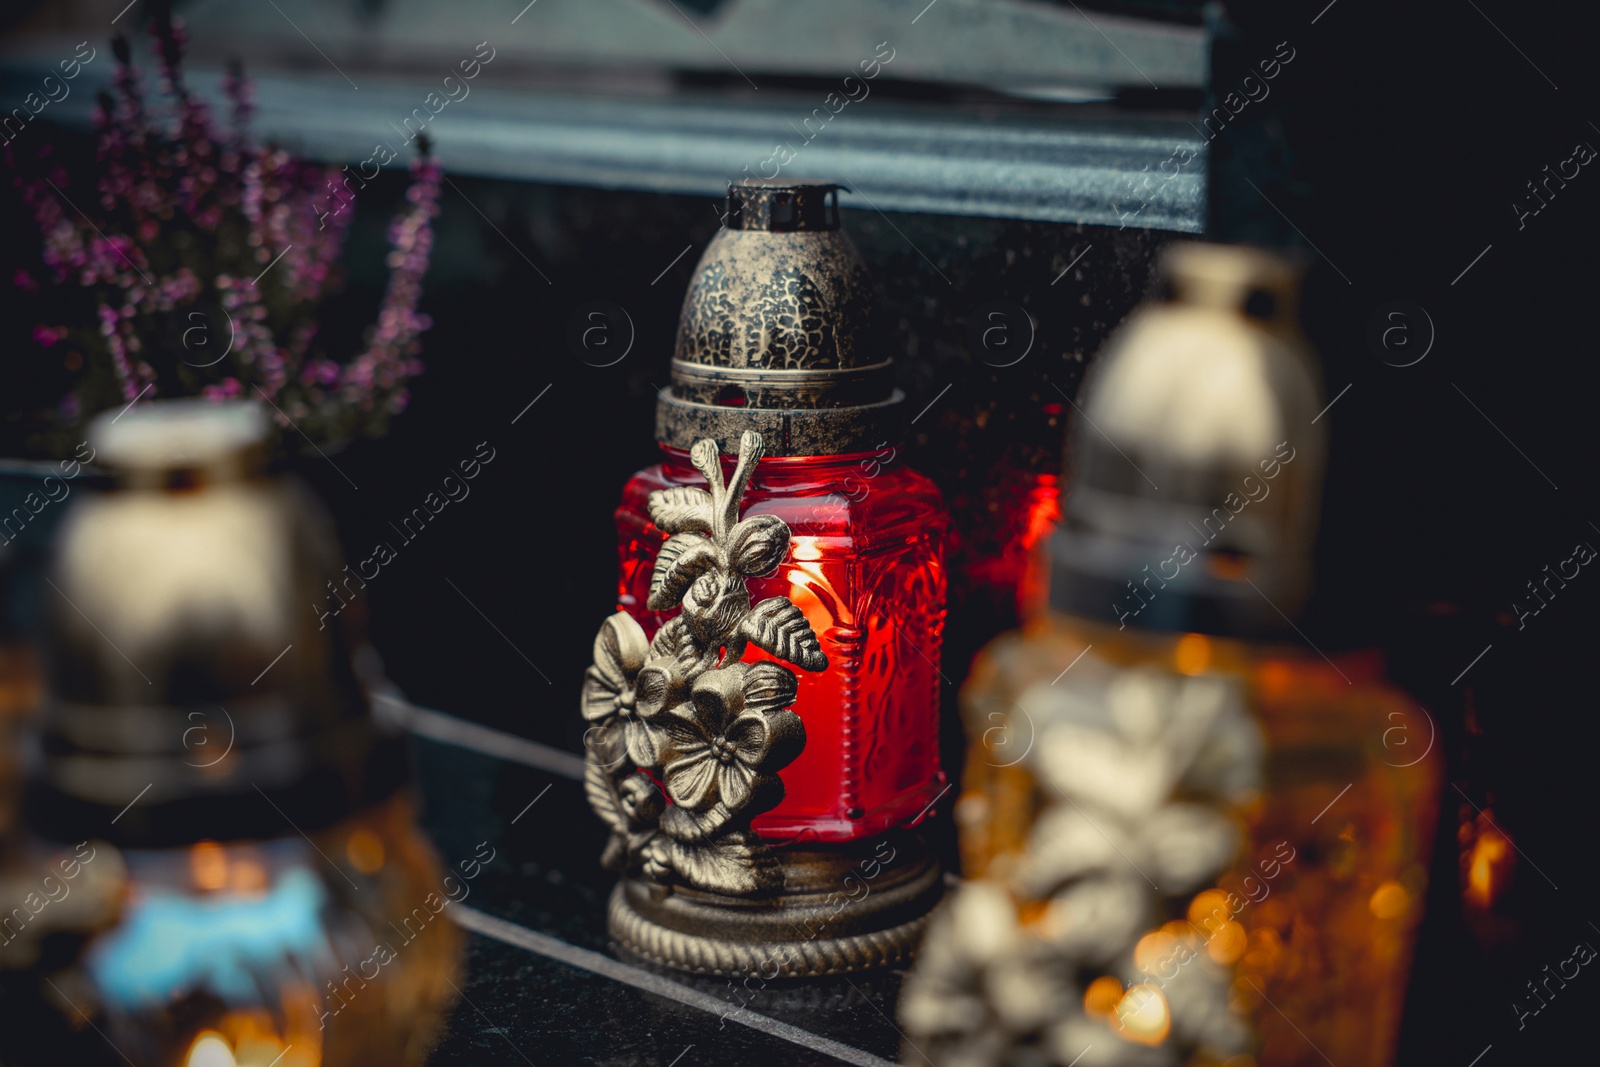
[375, 693, 585, 779]
[450, 904, 897, 1067]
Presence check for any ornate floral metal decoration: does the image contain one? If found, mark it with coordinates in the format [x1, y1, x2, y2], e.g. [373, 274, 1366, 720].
[582, 431, 827, 897]
[900, 665, 1263, 1065]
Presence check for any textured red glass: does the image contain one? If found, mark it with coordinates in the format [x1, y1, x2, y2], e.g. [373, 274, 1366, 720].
[616, 445, 948, 842]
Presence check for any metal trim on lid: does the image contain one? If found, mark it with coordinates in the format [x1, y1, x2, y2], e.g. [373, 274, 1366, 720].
[656, 388, 904, 457]
[668, 357, 896, 409]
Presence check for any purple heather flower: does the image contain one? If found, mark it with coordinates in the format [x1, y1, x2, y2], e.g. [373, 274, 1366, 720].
[15, 21, 437, 443]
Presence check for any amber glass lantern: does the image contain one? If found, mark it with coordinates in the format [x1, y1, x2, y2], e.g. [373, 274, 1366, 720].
[3, 401, 460, 1067]
[900, 244, 1442, 1066]
[583, 181, 949, 976]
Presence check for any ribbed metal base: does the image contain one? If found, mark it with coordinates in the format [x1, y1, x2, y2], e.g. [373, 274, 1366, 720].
[607, 832, 943, 977]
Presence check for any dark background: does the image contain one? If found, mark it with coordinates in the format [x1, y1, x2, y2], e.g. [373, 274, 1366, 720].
[3, 1, 1599, 1063]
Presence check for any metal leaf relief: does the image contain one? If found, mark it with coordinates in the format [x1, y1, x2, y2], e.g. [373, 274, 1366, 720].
[739, 598, 828, 672]
[647, 486, 715, 534]
[647, 534, 719, 612]
[581, 431, 828, 896]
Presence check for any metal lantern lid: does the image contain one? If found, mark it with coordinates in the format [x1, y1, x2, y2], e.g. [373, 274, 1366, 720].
[656, 180, 903, 456]
[1048, 242, 1327, 637]
[28, 400, 406, 847]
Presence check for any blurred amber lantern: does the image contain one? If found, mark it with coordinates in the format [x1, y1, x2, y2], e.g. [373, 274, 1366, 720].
[904, 246, 1443, 1067]
[16, 401, 461, 1066]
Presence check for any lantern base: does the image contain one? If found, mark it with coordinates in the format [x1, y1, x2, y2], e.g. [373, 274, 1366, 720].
[608, 831, 943, 977]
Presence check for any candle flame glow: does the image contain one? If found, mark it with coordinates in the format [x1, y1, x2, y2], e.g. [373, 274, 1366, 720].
[791, 536, 823, 562]
[1466, 817, 1512, 908]
[185, 1032, 238, 1067]
[191, 841, 228, 892]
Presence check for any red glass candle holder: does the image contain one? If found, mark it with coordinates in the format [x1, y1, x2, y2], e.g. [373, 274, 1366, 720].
[579, 180, 951, 975]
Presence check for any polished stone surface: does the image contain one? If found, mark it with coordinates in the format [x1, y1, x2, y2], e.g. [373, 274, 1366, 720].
[412, 716, 913, 1067]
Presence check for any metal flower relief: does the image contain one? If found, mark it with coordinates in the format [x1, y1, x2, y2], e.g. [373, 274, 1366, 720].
[900, 666, 1263, 1066]
[581, 431, 827, 897]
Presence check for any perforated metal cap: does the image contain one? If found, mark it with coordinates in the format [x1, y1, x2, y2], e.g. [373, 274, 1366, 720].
[1048, 243, 1327, 637]
[32, 399, 406, 846]
[657, 180, 902, 456]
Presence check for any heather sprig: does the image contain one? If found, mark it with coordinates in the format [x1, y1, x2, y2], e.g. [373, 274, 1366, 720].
[10, 13, 439, 448]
